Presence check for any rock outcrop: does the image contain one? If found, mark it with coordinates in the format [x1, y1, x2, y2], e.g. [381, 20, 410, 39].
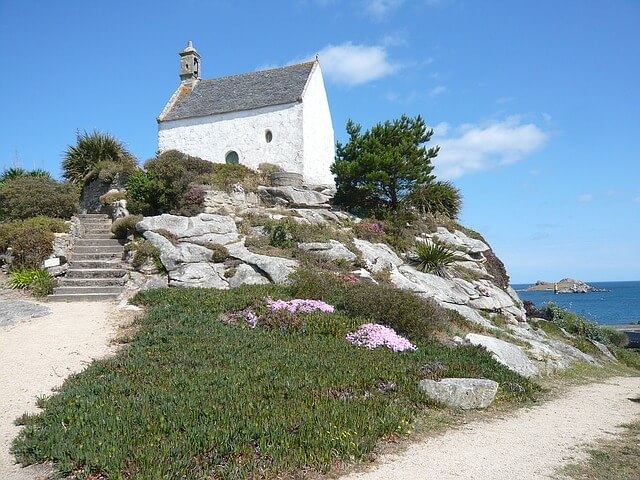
[419, 378, 498, 409]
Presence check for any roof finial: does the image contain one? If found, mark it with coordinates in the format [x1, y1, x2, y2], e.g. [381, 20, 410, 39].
[188, 40, 193, 48]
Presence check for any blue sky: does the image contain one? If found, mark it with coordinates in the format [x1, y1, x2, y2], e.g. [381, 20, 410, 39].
[1, 0, 638, 283]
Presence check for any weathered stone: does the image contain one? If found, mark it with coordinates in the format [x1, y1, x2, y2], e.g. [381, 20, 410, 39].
[466, 333, 539, 377]
[0, 301, 51, 327]
[293, 208, 338, 225]
[226, 241, 298, 284]
[298, 240, 356, 262]
[258, 186, 331, 208]
[419, 378, 498, 409]
[394, 266, 470, 304]
[425, 227, 490, 254]
[140, 276, 169, 291]
[113, 199, 129, 219]
[227, 264, 270, 288]
[168, 262, 228, 289]
[353, 239, 402, 273]
[441, 303, 494, 329]
[46, 265, 69, 277]
[143, 231, 213, 272]
[137, 213, 239, 245]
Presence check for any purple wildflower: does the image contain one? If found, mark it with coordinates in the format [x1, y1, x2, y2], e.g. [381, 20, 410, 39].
[346, 323, 417, 352]
[231, 307, 258, 328]
[267, 298, 335, 314]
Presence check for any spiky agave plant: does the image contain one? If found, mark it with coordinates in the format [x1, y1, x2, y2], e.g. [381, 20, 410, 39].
[62, 130, 136, 184]
[414, 240, 457, 277]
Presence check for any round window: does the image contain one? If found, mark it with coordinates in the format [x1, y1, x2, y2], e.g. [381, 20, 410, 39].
[265, 130, 273, 143]
[225, 150, 239, 164]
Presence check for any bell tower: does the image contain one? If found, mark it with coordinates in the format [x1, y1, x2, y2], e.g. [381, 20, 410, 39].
[179, 41, 201, 83]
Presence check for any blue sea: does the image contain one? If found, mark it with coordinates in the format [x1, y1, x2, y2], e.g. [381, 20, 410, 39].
[512, 281, 640, 326]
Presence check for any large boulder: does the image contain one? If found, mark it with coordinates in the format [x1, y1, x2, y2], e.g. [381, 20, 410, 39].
[143, 231, 213, 272]
[393, 266, 471, 305]
[257, 186, 331, 208]
[168, 262, 228, 289]
[137, 213, 239, 246]
[226, 242, 298, 284]
[424, 227, 490, 254]
[419, 378, 498, 409]
[298, 240, 356, 262]
[227, 264, 270, 288]
[353, 239, 402, 273]
[466, 333, 539, 377]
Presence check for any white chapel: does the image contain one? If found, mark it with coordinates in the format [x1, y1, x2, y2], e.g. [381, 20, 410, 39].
[157, 42, 335, 187]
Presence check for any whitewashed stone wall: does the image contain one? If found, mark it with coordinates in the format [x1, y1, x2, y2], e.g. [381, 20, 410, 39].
[302, 64, 335, 187]
[158, 64, 335, 187]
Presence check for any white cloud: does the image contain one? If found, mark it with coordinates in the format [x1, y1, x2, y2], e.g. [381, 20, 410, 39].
[431, 116, 548, 179]
[578, 194, 594, 202]
[364, 0, 404, 20]
[316, 42, 400, 85]
[496, 96, 513, 105]
[429, 85, 447, 97]
[381, 32, 408, 47]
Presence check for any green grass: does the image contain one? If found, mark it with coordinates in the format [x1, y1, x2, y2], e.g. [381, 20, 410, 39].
[560, 420, 640, 480]
[12, 286, 538, 479]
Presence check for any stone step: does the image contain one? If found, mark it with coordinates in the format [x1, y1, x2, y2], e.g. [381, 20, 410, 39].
[69, 259, 123, 269]
[47, 293, 120, 302]
[58, 277, 127, 287]
[66, 268, 127, 279]
[75, 239, 124, 247]
[73, 252, 122, 261]
[78, 214, 109, 219]
[83, 233, 116, 240]
[75, 246, 124, 254]
[53, 286, 123, 295]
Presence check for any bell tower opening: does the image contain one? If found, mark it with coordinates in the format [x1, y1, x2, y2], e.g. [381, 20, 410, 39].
[179, 40, 201, 83]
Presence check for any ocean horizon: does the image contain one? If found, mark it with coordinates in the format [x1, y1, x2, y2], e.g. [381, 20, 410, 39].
[512, 280, 640, 326]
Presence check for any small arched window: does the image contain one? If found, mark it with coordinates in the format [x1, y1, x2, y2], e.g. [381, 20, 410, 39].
[265, 129, 273, 143]
[225, 150, 239, 164]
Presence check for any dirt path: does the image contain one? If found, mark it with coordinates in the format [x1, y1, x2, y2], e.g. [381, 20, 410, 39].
[342, 376, 640, 480]
[0, 300, 122, 480]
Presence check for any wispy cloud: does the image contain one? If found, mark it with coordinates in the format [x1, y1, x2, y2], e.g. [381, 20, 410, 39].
[431, 116, 549, 179]
[429, 85, 447, 97]
[578, 194, 594, 202]
[496, 96, 513, 105]
[364, 0, 404, 20]
[633, 196, 640, 204]
[381, 32, 408, 47]
[315, 42, 400, 85]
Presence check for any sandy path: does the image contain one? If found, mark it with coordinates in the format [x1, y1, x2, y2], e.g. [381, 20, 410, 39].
[342, 376, 640, 480]
[0, 300, 120, 480]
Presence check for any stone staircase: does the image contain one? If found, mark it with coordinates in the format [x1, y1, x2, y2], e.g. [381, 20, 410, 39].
[48, 214, 128, 302]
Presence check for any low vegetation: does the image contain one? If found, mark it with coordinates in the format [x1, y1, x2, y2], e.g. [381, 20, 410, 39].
[0, 176, 79, 221]
[12, 282, 538, 479]
[0, 216, 68, 269]
[560, 420, 640, 480]
[8, 268, 55, 297]
[414, 240, 457, 277]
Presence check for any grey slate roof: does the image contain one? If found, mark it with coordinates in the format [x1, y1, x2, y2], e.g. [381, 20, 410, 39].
[161, 61, 315, 122]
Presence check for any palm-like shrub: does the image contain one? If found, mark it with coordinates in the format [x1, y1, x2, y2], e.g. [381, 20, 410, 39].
[414, 240, 457, 277]
[0, 167, 51, 185]
[409, 180, 463, 220]
[62, 131, 136, 184]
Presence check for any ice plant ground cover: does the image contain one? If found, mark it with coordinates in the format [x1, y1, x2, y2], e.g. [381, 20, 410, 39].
[12, 286, 539, 479]
[347, 323, 417, 352]
[267, 297, 335, 313]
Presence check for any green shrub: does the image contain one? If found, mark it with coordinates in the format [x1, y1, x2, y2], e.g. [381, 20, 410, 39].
[8, 269, 54, 296]
[124, 240, 163, 271]
[197, 163, 262, 193]
[288, 268, 347, 305]
[543, 303, 603, 342]
[10, 227, 55, 268]
[414, 240, 457, 277]
[339, 282, 458, 341]
[62, 130, 137, 185]
[612, 347, 640, 371]
[598, 327, 629, 348]
[265, 217, 298, 248]
[0, 176, 79, 221]
[125, 170, 156, 215]
[205, 243, 229, 262]
[98, 190, 127, 206]
[352, 220, 386, 242]
[409, 180, 463, 220]
[111, 215, 142, 239]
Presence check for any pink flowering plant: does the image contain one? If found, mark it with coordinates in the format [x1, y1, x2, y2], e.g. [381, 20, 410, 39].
[346, 323, 417, 352]
[228, 297, 335, 331]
